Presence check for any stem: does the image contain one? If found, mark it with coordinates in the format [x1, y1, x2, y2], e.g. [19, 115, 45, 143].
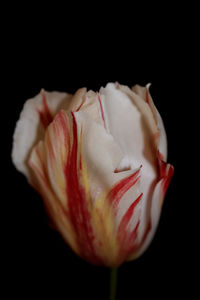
[109, 268, 118, 300]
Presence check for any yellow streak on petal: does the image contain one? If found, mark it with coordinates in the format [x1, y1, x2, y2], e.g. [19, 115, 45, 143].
[92, 193, 119, 266]
[77, 126, 120, 265]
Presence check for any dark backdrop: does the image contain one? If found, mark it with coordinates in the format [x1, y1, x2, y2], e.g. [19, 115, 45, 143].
[3, 16, 196, 299]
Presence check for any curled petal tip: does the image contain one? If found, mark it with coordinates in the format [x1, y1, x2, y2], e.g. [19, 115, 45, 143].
[146, 83, 152, 89]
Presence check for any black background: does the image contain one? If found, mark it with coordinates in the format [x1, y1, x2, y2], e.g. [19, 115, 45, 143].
[3, 8, 197, 299]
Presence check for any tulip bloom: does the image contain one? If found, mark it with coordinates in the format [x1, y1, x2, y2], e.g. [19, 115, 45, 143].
[12, 83, 173, 267]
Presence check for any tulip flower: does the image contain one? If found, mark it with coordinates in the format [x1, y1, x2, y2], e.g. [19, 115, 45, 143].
[12, 83, 173, 268]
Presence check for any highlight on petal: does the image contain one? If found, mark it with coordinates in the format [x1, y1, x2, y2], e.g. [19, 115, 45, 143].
[12, 90, 72, 182]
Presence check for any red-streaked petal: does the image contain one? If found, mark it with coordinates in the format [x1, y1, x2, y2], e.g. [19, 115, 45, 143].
[30, 109, 103, 265]
[127, 152, 174, 260]
[109, 83, 174, 261]
[29, 141, 79, 255]
[157, 151, 174, 199]
[36, 89, 53, 129]
[107, 166, 141, 212]
[64, 112, 102, 264]
[117, 193, 142, 238]
[116, 193, 143, 263]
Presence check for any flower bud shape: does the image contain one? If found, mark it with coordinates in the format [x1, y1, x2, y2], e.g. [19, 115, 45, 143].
[12, 83, 174, 267]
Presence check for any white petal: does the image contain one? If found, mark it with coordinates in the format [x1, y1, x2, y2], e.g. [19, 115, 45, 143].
[12, 90, 72, 182]
[100, 83, 158, 198]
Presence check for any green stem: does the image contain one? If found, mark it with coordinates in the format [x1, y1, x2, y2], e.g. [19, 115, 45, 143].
[109, 268, 118, 300]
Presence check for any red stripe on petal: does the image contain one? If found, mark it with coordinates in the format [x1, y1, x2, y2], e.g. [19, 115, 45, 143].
[129, 221, 140, 241]
[157, 151, 174, 196]
[98, 95, 106, 129]
[76, 95, 86, 112]
[157, 151, 167, 177]
[162, 164, 174, 195]
[127, 220, 152, 259]
[79, 125, 84, 171]
[117, 196, 142, 264]
[145, 88, 150, 104]
[108, 167, 141, 212]
[117, 193, 143, 240]
[64, 112, 102, 265]
[55, 110, 70, 148]
[36, 90, 53, 129]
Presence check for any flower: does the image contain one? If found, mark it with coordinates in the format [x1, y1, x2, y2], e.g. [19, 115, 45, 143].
[12, 83, 174, 267]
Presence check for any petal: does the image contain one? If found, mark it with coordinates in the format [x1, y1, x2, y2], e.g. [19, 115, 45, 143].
[125, 85, 173, 259]
[44, 110, 71, 207]
[29, 139, 79, 255]
[99, 83, 158, 233]
[70, 88, 106, 127]
[99, 82, 158, 175]
[68, 87, 87, 111]
[12, 89, 72, 182]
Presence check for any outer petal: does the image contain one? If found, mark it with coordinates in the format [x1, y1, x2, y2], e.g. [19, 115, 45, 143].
[28, 139, 79, 255]
[127, 85, 174, 260]
[12, 89, 72, 182]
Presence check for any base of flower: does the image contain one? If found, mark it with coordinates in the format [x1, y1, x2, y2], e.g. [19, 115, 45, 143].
[109, 267, 118, 300]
